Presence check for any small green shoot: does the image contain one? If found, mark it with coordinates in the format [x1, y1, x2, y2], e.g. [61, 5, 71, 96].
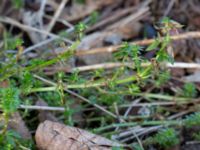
[11, 0, 24, 9]
[184, 112, 200, 128]
[183, 82, 197, 98]
[0, 87, 20, 114]
[75, 22, 87, 39]
[152, 128, 179, 148]
[192, 132, 200, 141]
[146, 39, 160, 51]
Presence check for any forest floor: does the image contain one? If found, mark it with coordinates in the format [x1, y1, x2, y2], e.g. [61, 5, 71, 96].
[1, 0, 200, 150]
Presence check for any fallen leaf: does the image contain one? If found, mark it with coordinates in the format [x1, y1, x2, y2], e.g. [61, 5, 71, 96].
[77, 32, 113, 65]
[35, 120, 120, 150]
[61, 0, 115, 22]
[8, 112, 32, 139]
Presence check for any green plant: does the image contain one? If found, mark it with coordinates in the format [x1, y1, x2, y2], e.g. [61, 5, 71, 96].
[11, 0, 24, 9]
[182, 82, 197, 98]
[88, 11, 99, 25]
[3, 32, 23, 50]
[0, 130, 33, 150]
[132, 143, 144, 150]
[184, 112, 200, 128]
[75, 0, 86, 4]
[75, 22, 87, 39]
[0, 16, 194, 150]
[112, 146, 124, 150]
[147, 17, 183, 64]
[0, 87, 20, 114]
[151, 128, 179, 148]
[154, 70, 170, 87]
[20, 71, 34, 95]
[0, 130, 21, 149]
[192, 132, 200, 141]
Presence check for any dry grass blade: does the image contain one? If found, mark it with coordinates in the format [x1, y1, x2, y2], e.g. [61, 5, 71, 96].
[46, 0, 69, 33]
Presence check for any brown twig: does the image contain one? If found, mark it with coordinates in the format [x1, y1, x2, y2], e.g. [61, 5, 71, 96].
[86, 6, 137, 32]
[46, 0, 69, 33]
[44, 62, 200, 74]
[0, 16, 73, 44]
[75, 31, 200, 56]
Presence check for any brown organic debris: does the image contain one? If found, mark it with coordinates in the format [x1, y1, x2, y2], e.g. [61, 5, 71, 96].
[35, 120, 120, 150]
[60, 0, 115, 22]
[36, 100, 59, 123]
[8, 112, 32, 140]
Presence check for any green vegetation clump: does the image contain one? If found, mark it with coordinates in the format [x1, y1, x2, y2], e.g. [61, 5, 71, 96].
[153, 128, 179, 148]
[184, 112, 200, 128]
[145, 128, 179, 149]
[0, 15, 199, 149]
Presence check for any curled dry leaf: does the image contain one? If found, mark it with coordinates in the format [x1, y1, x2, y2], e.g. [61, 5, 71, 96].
[35, 120, 120, 150]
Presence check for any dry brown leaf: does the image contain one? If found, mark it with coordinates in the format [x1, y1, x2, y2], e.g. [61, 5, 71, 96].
[107, 21, 142, 39]
[77, 32, 113, 65]
[60, 0, 115, 21]
[35, 120, 121, 150]
[8, 112, 32, 139]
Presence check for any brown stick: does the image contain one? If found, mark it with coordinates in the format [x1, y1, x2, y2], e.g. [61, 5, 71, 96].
[44, 62, 200, 74]
[75, 31, 200, 56]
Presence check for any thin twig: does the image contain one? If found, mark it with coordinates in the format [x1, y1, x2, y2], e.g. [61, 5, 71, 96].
[87, 6, 137, 32]
[38, 0, 47, 31]
[75, 31, 200, 56]
[19, 105, 65, 111]
[0, 17, 73, 44]
[123, 98, 142, 117]
[44, 15, 74, 28]
[22, 27, 74, 55]
[19, 99, 200, 112]
[45, 62, 200, 74]
[46, 0, 69, 34]
[33, 74, 119, 119]
[114, 110, 191, 142]
[164, 0, 176, 17]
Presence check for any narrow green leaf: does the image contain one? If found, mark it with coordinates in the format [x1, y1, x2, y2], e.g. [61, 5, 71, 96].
[146, 40, 160, 51]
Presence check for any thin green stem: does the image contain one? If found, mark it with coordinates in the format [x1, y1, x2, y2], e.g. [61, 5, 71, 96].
[30, 86, 193, 103]
[30, 75, 138, 91]
[94, 120, 182, 133]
